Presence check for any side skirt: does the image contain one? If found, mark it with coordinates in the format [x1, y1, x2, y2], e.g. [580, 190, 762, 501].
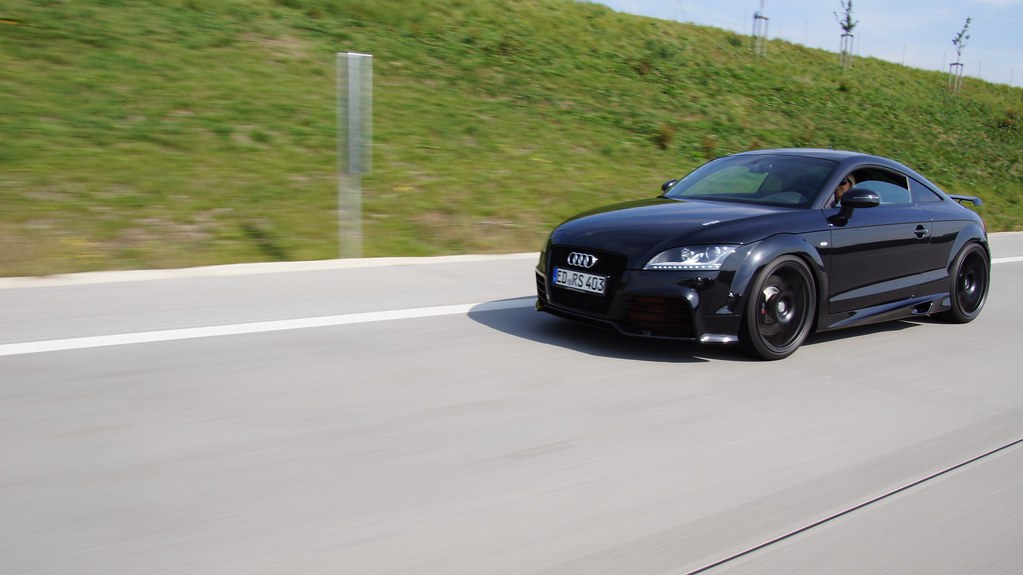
[818, 292, 951, 332]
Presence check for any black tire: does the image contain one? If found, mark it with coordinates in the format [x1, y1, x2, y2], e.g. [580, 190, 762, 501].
[938, 243, 989, 323]
[741, 255, 817, 360]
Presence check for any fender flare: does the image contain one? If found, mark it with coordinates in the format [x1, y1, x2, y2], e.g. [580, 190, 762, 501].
[724, 233, 827, 321]
[945, 224, 990, 270]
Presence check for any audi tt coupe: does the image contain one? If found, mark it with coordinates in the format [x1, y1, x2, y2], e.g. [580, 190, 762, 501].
[535, 149, 990, 360]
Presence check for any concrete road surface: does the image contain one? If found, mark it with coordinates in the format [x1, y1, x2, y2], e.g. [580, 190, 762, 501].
[2, 234, 1022, 574]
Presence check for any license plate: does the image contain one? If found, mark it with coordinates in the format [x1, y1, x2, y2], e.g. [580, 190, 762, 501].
[553, 267, 606, 295]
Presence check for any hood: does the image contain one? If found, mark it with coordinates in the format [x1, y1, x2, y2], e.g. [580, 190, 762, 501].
[549, 198, 814, 263]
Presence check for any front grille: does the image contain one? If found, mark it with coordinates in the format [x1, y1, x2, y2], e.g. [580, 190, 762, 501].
[619, 296, 695, 338]
[547, 246, 627, 314]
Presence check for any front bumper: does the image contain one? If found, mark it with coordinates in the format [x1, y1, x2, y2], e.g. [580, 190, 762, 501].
[535, 251, 744, 344]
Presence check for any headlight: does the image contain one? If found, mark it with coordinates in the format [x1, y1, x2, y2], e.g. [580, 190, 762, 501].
[644, 245, 738, 271]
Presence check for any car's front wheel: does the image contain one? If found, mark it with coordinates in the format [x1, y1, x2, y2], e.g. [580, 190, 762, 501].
[741, 255, 817, 360]
[938, 242, 989, 323]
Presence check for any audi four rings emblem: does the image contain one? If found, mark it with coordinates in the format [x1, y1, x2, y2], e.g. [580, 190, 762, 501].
[567, 252, 598, 268]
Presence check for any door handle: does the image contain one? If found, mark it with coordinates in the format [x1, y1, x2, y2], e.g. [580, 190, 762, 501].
[914, 225, 930, 239]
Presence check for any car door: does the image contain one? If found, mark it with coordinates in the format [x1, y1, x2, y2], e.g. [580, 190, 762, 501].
[826, 171, 932, 315]
[908, 176, 963, 282]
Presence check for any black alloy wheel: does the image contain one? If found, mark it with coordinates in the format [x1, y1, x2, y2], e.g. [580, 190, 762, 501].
[741, 255, 817, 360]
[939, 243, 989, 323]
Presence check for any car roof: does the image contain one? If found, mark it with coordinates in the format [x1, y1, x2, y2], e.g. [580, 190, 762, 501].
[732, 148, 877, 162]
[731, 148, 930, 179]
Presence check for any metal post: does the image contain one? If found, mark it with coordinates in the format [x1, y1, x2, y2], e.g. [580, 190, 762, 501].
[948, 62, 965, 95]
[751, 1, 768, 56]
[752, 14, 768, 55]
[839, 33, 854, 69]
[337, 52, 373, 259]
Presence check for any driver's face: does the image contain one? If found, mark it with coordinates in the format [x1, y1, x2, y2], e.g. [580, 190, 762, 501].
[835, 178, 852, 197]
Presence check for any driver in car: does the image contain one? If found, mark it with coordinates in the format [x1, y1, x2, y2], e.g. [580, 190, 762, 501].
[833, 174, 856, 206]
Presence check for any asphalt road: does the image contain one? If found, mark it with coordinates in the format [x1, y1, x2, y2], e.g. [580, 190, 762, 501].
[2, 234, 1022, 574]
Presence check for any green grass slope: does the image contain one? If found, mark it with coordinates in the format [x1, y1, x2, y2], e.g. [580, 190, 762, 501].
[2, 0, 1021, 276]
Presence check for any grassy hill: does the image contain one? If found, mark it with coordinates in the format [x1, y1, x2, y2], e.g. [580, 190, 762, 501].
[2, 0, 1021, 276]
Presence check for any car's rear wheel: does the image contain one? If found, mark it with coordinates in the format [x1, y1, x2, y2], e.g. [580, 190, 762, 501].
[938, 242, 989, 323]
[741, 255, 816, 360]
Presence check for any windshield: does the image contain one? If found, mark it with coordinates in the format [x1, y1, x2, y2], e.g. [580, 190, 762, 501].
[663, 154, 838, 208]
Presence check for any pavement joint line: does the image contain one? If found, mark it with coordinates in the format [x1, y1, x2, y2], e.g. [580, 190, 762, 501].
[0, 298, 535, 358]
[683, 436, 1023, 575]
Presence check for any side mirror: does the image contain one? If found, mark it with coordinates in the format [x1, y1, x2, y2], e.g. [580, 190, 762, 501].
[838, 187, 880, 220]
[661, 179, 678, 193]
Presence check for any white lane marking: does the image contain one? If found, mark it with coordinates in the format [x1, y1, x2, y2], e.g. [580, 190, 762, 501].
[993, 256, 1023, 264]
[0, 299, 534, 358]
[0, 253, 538, 289]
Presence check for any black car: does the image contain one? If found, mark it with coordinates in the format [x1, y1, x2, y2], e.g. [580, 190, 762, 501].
[535, 148, 990, 360]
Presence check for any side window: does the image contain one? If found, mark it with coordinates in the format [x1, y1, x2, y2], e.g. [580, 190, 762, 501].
[856, 181, 912, 204]
[853, 168, 911, 205]
[909, 177, 943, 203]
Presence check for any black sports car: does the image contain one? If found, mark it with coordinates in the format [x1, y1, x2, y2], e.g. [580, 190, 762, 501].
[535, 148, 990, 360]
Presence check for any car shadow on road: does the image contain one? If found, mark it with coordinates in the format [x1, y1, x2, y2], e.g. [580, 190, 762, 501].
[470, 297, 933, 362]
[468, 297, 755, 363]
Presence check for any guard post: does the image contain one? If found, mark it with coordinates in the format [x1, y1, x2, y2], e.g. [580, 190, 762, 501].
[337, 52, 372, 258]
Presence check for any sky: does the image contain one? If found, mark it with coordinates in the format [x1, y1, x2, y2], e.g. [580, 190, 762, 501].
[588, 0, 1023, 86]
